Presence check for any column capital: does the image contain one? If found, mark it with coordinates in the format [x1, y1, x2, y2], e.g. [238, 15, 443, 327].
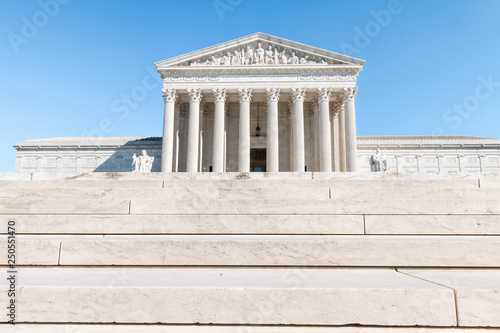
[238, 88, 252, 103]
[213, 88, 227, 103]
[291, 87, 306, 103]
[343, 87, 358, 101]
[317, 87, 332, 102]
[266, 88, 280, 103]
[162, 88, 177, 103]
[187, 88, 202, 103]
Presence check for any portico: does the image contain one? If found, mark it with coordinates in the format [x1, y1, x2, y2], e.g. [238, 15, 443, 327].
[155, 33, 364, 172]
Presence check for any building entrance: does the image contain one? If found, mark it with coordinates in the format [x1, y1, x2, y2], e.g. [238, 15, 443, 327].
[250, 149, 266, 172]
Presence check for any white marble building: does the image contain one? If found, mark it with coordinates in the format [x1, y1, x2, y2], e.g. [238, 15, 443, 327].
[13, 33, 500, 174]
[14, 135, 500, 174]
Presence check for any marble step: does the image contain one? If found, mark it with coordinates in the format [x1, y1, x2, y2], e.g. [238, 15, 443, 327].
[1, 195, 498, 214]
[160, 178, 483, 189]
[1, 186, 498, 211]
[0, 214, 365, 235]
[2, 326, 499, 333]
[400, 269, 500, 327]
[0, 187, 330, 200]
[2, 184, 497, 199]
[0, 178, 482, 190]
[19, 171, 499, 181]
[5, 235, 500, 267]
[1, 173, 495, 190]
[0, 268, 457, 326]
[365, 214, 500, 235]
[0, 179, 164, 189]
[130, 197, 500, 215]
[2, 214, 500, 235]
[0, 197, 130, 214]
[330, 187, 500, 201]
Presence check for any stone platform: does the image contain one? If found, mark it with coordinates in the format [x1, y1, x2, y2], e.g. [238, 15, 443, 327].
[1, 172, 500, 331]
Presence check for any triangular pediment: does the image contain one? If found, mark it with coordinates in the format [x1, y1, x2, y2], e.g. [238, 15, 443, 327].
[155, 33, 365, 69]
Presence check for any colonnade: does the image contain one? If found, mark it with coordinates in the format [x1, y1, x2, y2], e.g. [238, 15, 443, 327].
[161, 87, 358, 172]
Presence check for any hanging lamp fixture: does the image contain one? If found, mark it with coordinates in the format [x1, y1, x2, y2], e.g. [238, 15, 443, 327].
[255, 102, 261, 137]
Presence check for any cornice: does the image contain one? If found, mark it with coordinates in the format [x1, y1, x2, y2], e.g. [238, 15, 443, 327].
[159, 65, 362, 78]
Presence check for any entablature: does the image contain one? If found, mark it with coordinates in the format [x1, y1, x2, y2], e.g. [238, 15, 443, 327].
[160, 68, 360, 93]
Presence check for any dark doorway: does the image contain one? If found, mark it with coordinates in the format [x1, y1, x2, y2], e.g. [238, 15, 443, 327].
[250, 149, 266, 172]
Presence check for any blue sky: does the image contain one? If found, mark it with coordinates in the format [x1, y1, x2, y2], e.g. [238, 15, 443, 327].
[1, 0, 499, 172]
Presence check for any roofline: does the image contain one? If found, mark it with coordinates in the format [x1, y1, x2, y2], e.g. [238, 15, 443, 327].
[155, 32, 366, 68]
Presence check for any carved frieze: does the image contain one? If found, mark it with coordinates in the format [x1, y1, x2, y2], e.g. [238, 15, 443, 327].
[164, 73, 358, 83]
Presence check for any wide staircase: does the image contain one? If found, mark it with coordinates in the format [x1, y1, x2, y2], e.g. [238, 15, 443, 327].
[1, 172, 500, 332]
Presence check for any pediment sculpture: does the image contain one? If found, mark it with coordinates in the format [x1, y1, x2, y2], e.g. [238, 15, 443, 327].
[183, 42, 334, 67]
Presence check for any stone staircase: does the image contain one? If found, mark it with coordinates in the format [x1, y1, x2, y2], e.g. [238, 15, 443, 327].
[1, 172, 500, 332]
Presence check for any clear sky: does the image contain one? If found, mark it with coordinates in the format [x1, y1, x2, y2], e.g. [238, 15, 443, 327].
[1, 0, 499, 172]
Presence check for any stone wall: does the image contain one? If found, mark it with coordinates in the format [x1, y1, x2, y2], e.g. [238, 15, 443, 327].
[14, 133, 500, 174]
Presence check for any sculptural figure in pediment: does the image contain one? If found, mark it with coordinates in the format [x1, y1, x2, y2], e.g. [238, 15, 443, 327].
[265, 45, 276, 64]
[290, 52, 299, 64]
[222, 51, 232, 65]
[232, 49, 242, 65]
[255, 42, 265, 64]
[279, 51, 288, 64]
[244, 45, 254, 65]
[210, 55, 220, 65]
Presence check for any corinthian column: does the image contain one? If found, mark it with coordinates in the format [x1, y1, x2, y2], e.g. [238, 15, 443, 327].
[343, 87, 358, 172]
[332, 99, 344, 172]
[161, 88, 177, 172]
[266, 88, 280, 172]
[309, 99, 319, 171]
[318, 88, 332, 172]
[186, 88, 202, 172]
[199, 99, 208, 172]
[212, 88, 226, 172]
[238, 88, 252, 172]
[291, 88, 306, 172]
[338, 98, 346, 172]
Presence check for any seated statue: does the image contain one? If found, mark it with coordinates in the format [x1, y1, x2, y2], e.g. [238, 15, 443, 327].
[132, 150, 154, 172]
[370, 149, 389, 172]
